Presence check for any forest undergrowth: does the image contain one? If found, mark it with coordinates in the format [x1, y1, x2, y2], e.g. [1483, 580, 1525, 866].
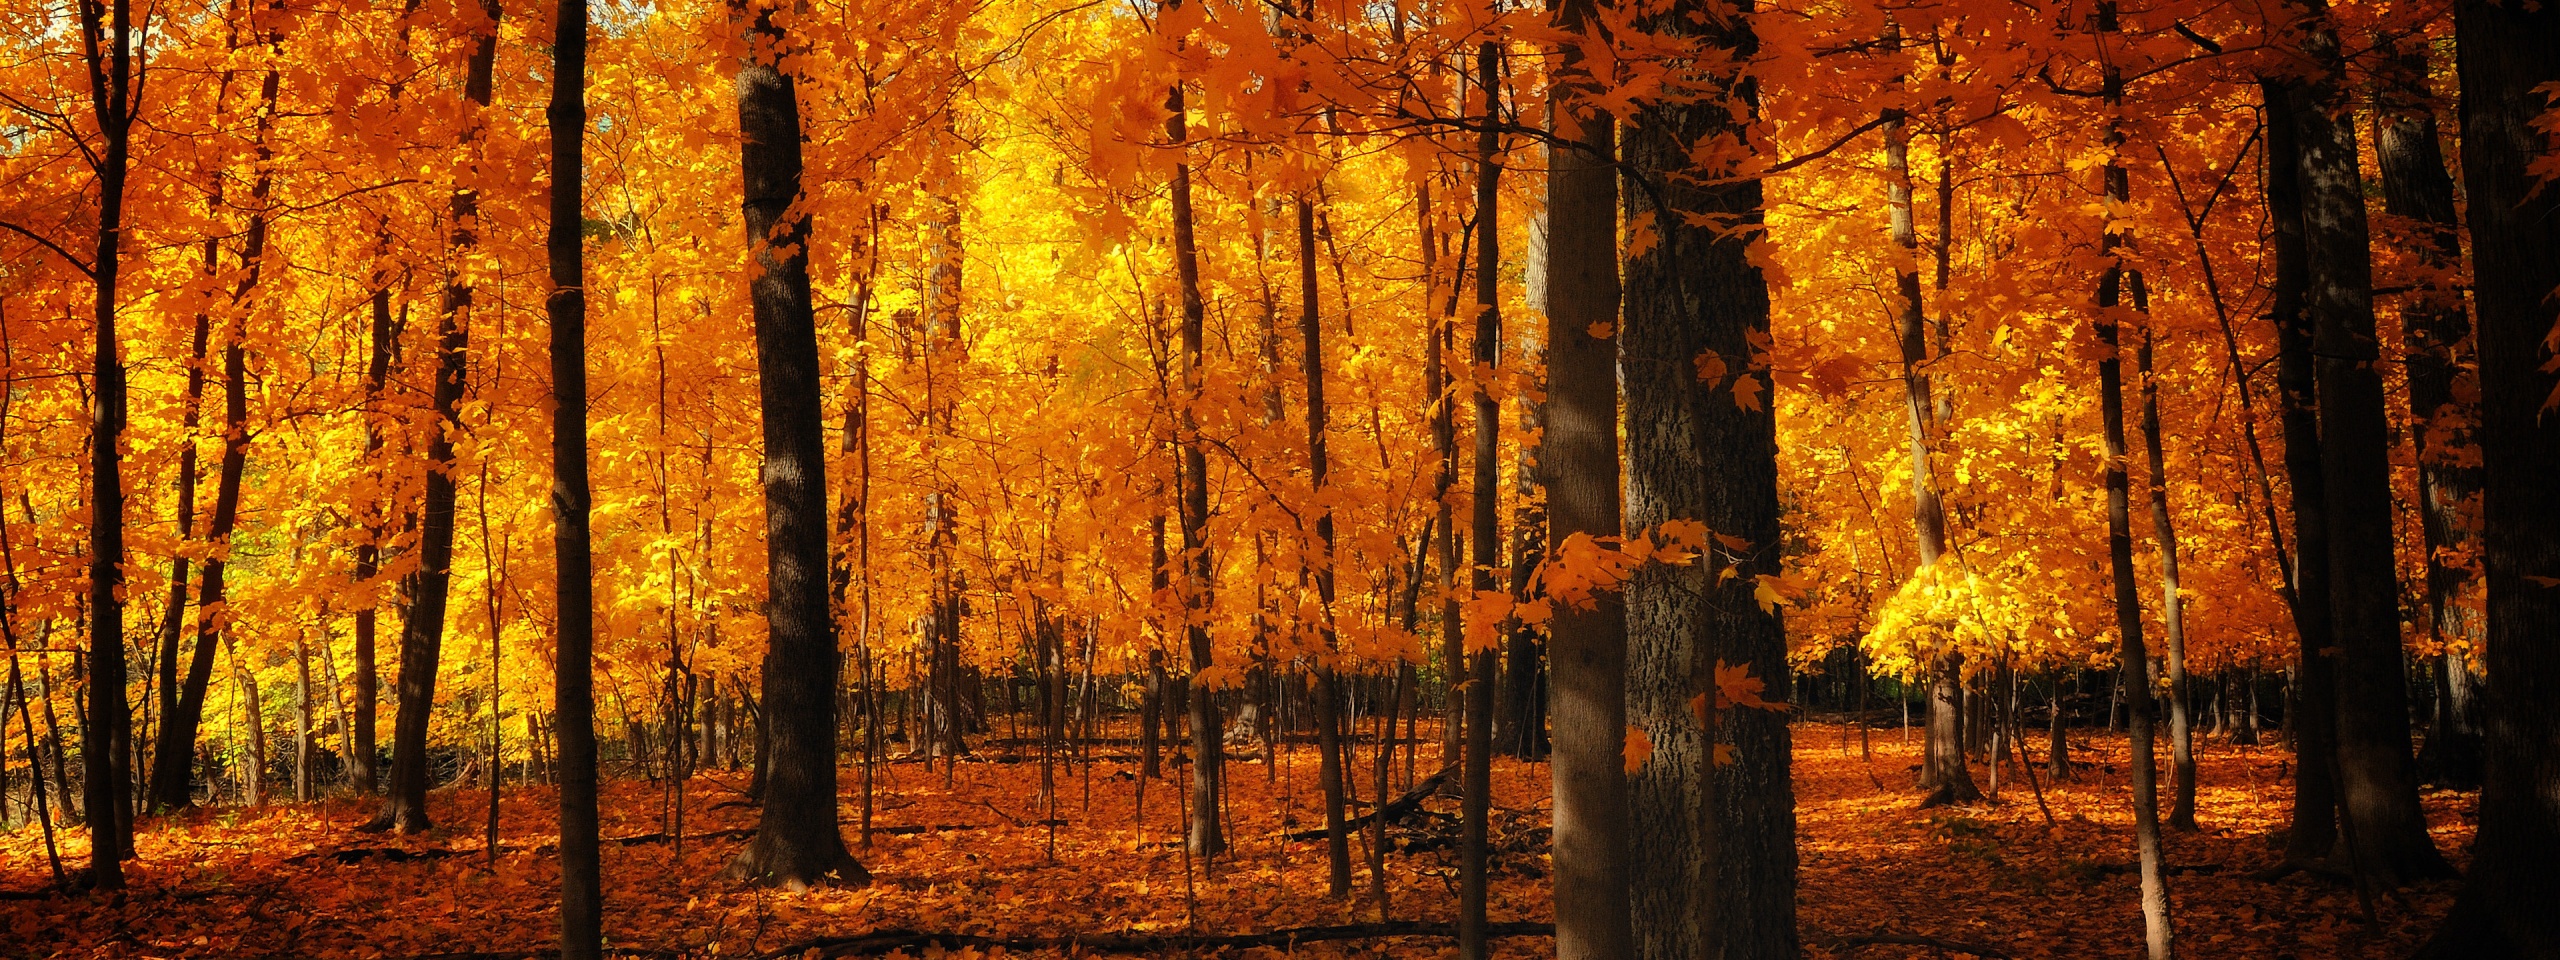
[0, 723, 2471, 959]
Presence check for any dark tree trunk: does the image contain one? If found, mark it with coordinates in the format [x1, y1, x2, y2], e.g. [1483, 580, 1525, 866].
[151, 50, 275, 814]
[2372, 39, 2487, 791]
[1162, 47, 1223, 861]
[1497, 343, 1547, 762]
[370, 0, 495, 835]
[1540, 2, 1633, 951]
[1300, 193, 1353, 899]
[1459, 40, 1500, 960]
[2260, 77, 2343, 870]
[2092, 8, 2173, 954]
[2416, 4, 2560, 952]
[80, 0, 139, 890]
[547, 0, 603, 950]
[720, 0, 865, 889]
[1622, 4, 1795, 957]
[2286, 0, 2449, 885]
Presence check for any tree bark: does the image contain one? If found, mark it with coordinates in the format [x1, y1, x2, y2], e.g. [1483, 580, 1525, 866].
[721, 0, 866, 889]
[1622, 4, 1795, 957]
[1162, 32, 1224, 859]
[1458, 40, 1501, 960]
[2259, 77, 2342, 870]
[2137, 316, 2197, 832]
[2415, 4, 2560, 952]
[547, 0, 604, 949]
[79, 0, 140, 889]
[2371, 39, 2486, 791]
[1540, 1, 1633, 952]
[369, 0, 497, 834]
[1300, 193, 1353, 899]
[2093, 6, 2173, 954]
[2285, 0, 2449, 885]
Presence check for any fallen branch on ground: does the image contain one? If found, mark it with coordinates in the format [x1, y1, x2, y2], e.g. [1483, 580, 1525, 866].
[1281, 762, 1456, 841]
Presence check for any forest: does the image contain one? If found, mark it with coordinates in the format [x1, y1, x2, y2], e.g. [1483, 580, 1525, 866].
[0, 0, 2556, 955]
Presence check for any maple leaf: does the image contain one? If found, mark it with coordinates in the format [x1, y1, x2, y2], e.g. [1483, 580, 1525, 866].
[1624, 725, 1653, 775]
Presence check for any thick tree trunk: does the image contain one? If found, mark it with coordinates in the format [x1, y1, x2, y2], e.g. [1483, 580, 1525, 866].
[721, 0, 865, 889]
[2416, 5, 2560, 952]
[1540, 3, 1633, 952]
[370, 1, 497, 834]
[2260, 77, 2342, 870]
[2372, 39, 2487, 791]
[2093, 9, 2173, 954]
[547, 0, 603, 950]
[2137, 318, 2197, 832]
[2286, 1, 2449, 885]
[1622, 5, 1795, 958]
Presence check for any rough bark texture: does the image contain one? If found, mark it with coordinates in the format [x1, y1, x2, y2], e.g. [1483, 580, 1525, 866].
[2416, 5, 2560, 954]
[548, 0, 604, 950]
[371, 0, 498, 834]
[2259, 77, 2340, 869]
[1458, 41, 1500, 960]
[1621, 4, 1795, 957]
[2285, 0, 2448, 885]
[1540, 2, 1632, 952]
[722, 0, 866, 889]
[2371, 40, 2486, 791]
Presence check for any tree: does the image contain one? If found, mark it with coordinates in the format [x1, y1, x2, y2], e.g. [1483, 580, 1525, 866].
[1161, 0, 1223, 860]
[1458, 38, 1501, 960]
[368, 0, 501, 835]
[1621, 1, 1794, 956]
[78, 0, 143, 889]
[721, 0, 868, 890]
[2091, 2, 2171, 954]
[2415, 3, 2560, 953]
[2284, 0, 2448, 886]
[1540, 0, 1634, 954]
[547, 0, 604, 948]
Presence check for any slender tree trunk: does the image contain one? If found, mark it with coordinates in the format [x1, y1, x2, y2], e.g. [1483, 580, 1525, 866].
[2416, 6, 2560, 951]
[1541, 2, 1633, 951]
[2286, 0, 2449, 884]
[1622, 4, 1794, 957]
[721, 0, 865, 888]
[79, 0, 139, 888]
[547, 0, 604, 949]
[1300, 193, 1354, 898]
[1161, 32, 1224, 860]
[2094, 7, 2173, 954]
[2371, 39, 2487, 791]
[1458, 41, 1501, 960]
[370, 0, 497, 834]
[2137, 317, 2197, 831]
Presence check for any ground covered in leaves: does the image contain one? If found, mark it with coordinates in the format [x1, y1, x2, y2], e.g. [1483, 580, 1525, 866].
[1, 724, 2472, 959]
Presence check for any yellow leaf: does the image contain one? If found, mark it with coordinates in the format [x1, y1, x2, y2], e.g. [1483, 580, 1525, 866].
[1624, 725, 1653, 775]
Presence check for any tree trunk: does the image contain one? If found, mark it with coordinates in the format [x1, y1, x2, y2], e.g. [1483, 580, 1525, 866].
[2286, 0, 2449, 885]
[1541, 3, 1633, 952]
[1622, 5, 1795, 957]
[2371, 38, 2487, 791]
[1459, 40, 1501, 960]
[79, 0, 139, 889]
[2416, 5, 2560, 950]
[1300, 193, 1354, 899]
[2137, 316, 2197, 831]
[721, 0, 865, 889]
[1162, 43, 1224, 861]
[2094, 8, 2173, 954]
[2260, 77, 2343, 871]
[369, 0, 497, 834]
[547, 0, 604, 949]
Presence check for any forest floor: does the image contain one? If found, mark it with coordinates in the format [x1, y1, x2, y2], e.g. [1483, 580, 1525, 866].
[0, 723, 2472, 959]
